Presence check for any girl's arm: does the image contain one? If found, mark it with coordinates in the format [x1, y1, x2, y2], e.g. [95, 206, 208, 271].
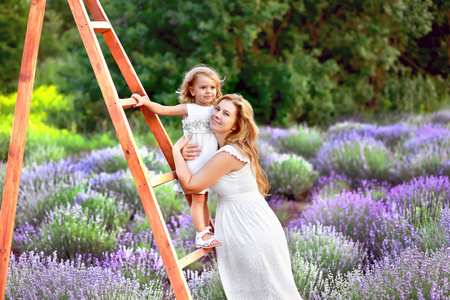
[173, 136, 245, 194]
[131, 94, 187, 118]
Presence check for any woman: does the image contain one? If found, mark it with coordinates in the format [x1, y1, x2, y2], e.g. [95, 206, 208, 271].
[173, 94, 302, 299]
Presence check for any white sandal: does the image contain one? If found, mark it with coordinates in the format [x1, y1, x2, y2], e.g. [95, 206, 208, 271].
[195, 227, 222, 249]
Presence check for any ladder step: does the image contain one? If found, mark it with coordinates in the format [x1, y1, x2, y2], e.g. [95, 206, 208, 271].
[119, 97, 137, 109]
[150, 171, 177, 188]
[178, 248, 214, 269]
[92, 21, 111, 33]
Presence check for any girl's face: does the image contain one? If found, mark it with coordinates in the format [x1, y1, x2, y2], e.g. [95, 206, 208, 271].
[189, 74, 217, 106]
[210, 100, 237, 135]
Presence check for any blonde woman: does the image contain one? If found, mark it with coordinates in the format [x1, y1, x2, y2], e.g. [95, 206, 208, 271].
[173, 94, 302, 299]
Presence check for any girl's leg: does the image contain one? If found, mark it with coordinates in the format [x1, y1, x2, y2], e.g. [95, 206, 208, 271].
[203, 192, 211, 229]
[191, 193, 220, 245]
[191, 193, 206, 233]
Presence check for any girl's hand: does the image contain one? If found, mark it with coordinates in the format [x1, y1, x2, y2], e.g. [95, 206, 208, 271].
[181, 143, 201, 161]
[173, 135, 192, 153]
[131, 93, 147, 108]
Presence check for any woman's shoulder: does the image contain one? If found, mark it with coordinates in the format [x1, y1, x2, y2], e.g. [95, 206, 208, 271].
[216, 144, 249, 163]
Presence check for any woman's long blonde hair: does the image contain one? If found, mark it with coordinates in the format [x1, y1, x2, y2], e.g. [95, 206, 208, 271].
[177, 64, 224, 104]
[218, 94, 270, 196]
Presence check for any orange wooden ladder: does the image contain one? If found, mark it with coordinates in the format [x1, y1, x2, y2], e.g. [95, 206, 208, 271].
[0, 0, 214, 299]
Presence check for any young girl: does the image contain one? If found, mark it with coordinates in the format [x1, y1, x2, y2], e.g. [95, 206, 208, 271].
[131, 65, 223, 249]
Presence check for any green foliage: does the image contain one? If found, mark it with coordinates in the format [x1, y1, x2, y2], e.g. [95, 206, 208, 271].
[0, 86, 117, 162]
[0, 0, 444, 131]
[380, 65, 448, 113]
[0, 1, 28, 94]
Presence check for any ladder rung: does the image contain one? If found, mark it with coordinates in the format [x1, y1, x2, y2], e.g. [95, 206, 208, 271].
[178, 248, 214, 269]
[119, 97, 137, 109]
[150, 171, 177, 188]
[92, 21, 111, 33]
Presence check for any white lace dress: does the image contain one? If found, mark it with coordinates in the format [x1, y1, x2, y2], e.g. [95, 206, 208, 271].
[174, 103, 218, 194]
[212, 145, 302, 300]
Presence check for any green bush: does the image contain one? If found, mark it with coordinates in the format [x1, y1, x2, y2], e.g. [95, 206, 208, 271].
[184, 264, 227, 300]
[27, 185, 87, 227]
[327, 122, 368, 136]
[380, 66, 448, 113]
[317, 247, 450, 300]
[414, 217, 449, 253]
[266, 153, 319, 200]
[0, 86, 117, 163]
[287, 224, 367, 279]
[0, 162, 6, 202]
[89, 170, 188, 218]
[316, 136, 396, 183]
[279, 125, 323, 159]
[23, 198, 131, 259]
[291, 252, 326, 299]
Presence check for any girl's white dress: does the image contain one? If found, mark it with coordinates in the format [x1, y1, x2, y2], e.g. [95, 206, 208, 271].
[212, 145, 302, 300]
[174, 103, 218, 194]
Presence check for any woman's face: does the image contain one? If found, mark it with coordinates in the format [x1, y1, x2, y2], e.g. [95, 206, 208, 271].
[210, 100, 237, 135]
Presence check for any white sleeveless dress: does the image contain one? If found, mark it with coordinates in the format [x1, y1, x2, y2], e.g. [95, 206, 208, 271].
[174, 103, 218, 194]
[212, 145, 302, 300]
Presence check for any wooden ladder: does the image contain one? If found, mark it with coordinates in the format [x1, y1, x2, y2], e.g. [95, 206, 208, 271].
[0, 0, 214, 299]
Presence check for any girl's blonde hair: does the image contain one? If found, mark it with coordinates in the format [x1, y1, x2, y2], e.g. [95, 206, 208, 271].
[177, 64, 224, 104]
[218, 94, 270, 196]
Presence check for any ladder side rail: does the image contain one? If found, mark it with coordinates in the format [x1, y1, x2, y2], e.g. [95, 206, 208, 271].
[85, 0, 218, 235]
[0, 1, 47, 299]
[67, 1, 192, 299]
[84, 0, 107, 21]
[85, 0, 176, 168]
[83, 0, 215, 231]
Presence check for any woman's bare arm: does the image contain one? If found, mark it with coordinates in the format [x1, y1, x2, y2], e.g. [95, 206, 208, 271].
[173, 136, 245, 193]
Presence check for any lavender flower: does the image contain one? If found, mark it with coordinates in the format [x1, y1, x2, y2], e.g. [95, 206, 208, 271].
[21, 203, 125, 259]
[6, 251, 164, 299]
[314, 247, 450, 299]
[292, 190, 413, 257]
[314, 133, 396, 184]
[396, 123, 450, 179]
[313, 172, 352, 197]
[259, 126, 289, 149]
[385, 175, 450, 228]
[182, 263, 226, 300]
[91, 246, 167, 286]
[267, 195, 293, 226]
[287, 223, 367, 278]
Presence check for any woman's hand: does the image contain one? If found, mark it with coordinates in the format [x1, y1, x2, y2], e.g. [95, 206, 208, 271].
[173, 135, 192, 153]
[181, 143, 201, 161]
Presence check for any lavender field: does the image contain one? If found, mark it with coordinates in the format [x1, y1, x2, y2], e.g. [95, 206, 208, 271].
[1, 110, 450, 299]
